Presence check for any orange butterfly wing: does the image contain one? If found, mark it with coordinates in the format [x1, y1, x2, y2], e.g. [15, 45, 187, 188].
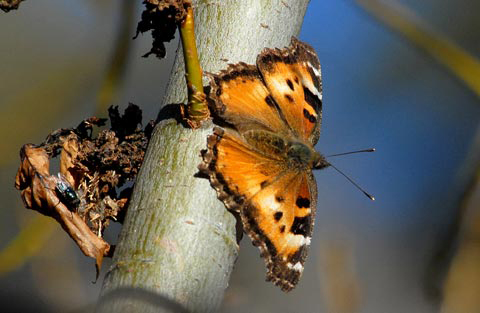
[201, 38, 323, 291]
[257, 37, 323, 144]
[246, 171, 317, 291]
[200, 127, 286, 212]
[208, 62, 289, 137]
[200, 127, 318, 291]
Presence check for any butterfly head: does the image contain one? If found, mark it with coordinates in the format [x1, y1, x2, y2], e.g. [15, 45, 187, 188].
[312, 150, 329, 170]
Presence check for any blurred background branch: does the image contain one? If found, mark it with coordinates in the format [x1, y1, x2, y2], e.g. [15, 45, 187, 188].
[0, 216, 56, 275]
[440, 126, 480, 313]
[354, 0, 480, 97]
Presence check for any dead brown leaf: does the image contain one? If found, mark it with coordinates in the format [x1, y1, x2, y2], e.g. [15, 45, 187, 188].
[14, 104, 156, 275]
[15, 144, 110, 273]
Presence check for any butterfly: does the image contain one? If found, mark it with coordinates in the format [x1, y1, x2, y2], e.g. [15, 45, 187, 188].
[199, 37, 327, 291]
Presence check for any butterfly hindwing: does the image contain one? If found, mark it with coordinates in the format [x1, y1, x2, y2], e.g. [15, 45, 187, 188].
[243, 171, 317, 291]
[200, 127, 286, 212]
[201, 126, 318, 291]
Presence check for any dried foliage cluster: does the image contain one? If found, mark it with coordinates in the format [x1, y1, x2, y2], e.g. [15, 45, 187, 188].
[11, 0, 205, 282]
[0, 0, 24, 12]
[135, 0, 189, 58]
[14, 104, 155, 271]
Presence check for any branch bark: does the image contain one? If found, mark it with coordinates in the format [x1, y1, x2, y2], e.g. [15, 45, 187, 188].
[97, 1, 310, 312]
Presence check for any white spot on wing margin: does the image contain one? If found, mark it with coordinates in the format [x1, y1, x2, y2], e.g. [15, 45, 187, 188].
[287, 261, 304, 272]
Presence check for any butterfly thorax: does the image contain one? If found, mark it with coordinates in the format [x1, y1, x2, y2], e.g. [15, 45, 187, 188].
[243, 129, 328, 170]
[288, 142, 328, 170]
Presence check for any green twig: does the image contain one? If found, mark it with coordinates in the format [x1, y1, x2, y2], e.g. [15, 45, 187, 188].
[179, 1, 209, 128]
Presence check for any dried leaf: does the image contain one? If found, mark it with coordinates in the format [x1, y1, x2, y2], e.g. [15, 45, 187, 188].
[0, 0, 24, 12]
[15, 145, 111, 267]
[15, 145, 52, 213]
[15, 105, 156, 274]
[60, 133, 81, 188]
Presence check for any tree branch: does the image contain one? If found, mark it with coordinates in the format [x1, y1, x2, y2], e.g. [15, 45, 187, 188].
[98, 1, 310, 312]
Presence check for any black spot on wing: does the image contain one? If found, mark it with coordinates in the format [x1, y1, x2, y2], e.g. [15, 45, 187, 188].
[274, 212, 283, 221]
[286, 79, 294, 91]
[285, 94, 294, 102]
[303, 108, 316, 124]
[276, 195, 285, 203]
[296, 196, 310, 208]
[261, 90, 297, 136]
[260, 180, 269, 188]
[290, 215, 311, 236]
[303, 87, 322, 114]
[279, 225, 286, 233]
[265, 95, 275, 107]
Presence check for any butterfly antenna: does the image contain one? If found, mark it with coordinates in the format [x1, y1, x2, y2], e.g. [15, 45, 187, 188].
[328, 162, 375, 201]
[327, 148, 375, 158]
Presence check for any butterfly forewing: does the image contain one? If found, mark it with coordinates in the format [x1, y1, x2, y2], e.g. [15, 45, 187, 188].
[257, 38, 323, 144]
[209, 62, 289, 137]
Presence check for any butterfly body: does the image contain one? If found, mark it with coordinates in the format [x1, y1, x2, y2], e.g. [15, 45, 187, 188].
[200, 38, 325, 291]
[243, 129, 327, 171]
[286, 140, 327, 170]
